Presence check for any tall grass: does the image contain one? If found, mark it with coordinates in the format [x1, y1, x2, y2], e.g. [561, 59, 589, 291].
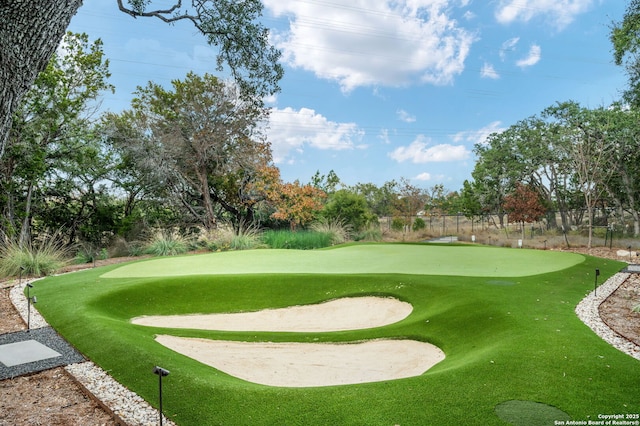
[0, 233, 70, 277]
[262, 229, 333, 249]
[201, 223, 263, 251]
[353, 224, 382, 242]
[143, 228, 190, 256]
[309, 218, 350, 245]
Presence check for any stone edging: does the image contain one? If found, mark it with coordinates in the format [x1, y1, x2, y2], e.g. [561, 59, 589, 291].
[575, 272, 640, 360]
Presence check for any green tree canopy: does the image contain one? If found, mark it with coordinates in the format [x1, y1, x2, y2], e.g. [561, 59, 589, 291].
[105, 72, 272, 230]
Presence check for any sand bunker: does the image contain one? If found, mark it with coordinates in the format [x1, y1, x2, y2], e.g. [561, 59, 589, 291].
[138, 296, 444, 387]
[132, 296, 412, 332]
[155, 336, 445, 387]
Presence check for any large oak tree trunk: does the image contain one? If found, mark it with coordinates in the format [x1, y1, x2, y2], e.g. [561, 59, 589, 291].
[0, 0, 82, 158]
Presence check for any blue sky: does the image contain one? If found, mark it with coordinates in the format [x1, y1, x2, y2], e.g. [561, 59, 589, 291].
[68, 1, 627, 192]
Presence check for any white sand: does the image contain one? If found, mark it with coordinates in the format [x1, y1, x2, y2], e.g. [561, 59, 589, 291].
[139, 296, 445, 387]
[155, 336, 445, 387]
[132, 296, 412, 332]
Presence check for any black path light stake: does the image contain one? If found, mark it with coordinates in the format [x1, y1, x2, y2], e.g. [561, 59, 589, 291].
[26, 283, 37, 331]
[594, 268, 600, 297]
[153, 366, 170, 426]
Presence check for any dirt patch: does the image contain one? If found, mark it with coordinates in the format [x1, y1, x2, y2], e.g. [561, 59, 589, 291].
[599, 274, 640, 346]
[0, 368, 118, 426]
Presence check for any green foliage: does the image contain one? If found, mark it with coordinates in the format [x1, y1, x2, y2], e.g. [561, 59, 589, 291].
[309, 218, 350, 245]
[1, 32, 114, 245]
[261, 229, 332, 249]
[143, 229, 190, 256]
[108, 72, 272, 231]
[353, 224, 382, 241]
[322, 189, 376, 232]
[119, 0, 283, 100]
[391, 217, 406, 231]
[0, 234, 70, 277]
[74, 246, 108, 264]
[412, 217, 426, 231]
[611, 0, 640, 107]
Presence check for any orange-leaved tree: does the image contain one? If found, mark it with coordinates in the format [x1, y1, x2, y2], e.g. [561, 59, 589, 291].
[262, 168, 326, 230]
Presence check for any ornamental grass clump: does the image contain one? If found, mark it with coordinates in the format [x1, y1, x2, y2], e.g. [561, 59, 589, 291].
[144, 228, 190, 256]
[0, 233, 70, 277]
[354, 225, 382, 241]
[202, 223, 263, 251]
[310, 218, 350, 245]
[229, 224, 263, 250]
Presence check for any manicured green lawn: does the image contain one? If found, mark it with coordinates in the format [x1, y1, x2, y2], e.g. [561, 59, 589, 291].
[33, 243, 637, 425]
[102, 243, 585, 278]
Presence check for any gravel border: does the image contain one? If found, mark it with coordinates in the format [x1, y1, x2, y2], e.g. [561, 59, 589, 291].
[575, 272, 640, 360]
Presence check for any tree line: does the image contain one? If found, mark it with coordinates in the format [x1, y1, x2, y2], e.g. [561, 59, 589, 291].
[3, 2, 640, 252]
[0, 32, 463, 250]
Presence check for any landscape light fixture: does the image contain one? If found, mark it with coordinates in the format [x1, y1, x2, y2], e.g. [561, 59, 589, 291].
[628, 246, 633, 264]
[594, 268, 600, 297]
[153, 366, 170, 426]
[26, 283, 36, 331]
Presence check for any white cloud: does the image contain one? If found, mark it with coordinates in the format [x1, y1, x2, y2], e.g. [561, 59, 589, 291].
[499, 37, 520, 60]
[481, 62, 500, 79]
[264, 0, 476, 92]
[452, 121, 506, 145]
[495, 0, 594, 29]
[516, 44, 541, 67]
[267, 107, 364, 163]
[397, 109, 416, 123]
[414, 172, 432, 181]
[388, 136, 470, 163]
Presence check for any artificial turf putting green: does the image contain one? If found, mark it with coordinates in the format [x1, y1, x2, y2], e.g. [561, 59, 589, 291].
[102, 243, 585, 278]
[32, 243, 637, 426]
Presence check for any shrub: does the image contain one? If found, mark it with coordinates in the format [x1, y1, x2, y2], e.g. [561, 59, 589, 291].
[74, 245, 109, 264]
[144, 228, 190, 256]
[0, 233, 70, 277]
[412, 217, 426, 232]
[391, 217, 406, 232]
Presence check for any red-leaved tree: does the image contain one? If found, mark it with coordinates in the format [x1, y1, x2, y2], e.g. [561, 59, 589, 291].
[503, 183, 547, 240]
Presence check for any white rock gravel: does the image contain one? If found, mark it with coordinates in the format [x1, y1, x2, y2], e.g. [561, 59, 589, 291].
[8, 272, 640, 425]
[575, 272, 640, 361]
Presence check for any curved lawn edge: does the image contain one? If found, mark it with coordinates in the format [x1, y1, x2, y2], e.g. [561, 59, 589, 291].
[102, 244, 585, 278]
